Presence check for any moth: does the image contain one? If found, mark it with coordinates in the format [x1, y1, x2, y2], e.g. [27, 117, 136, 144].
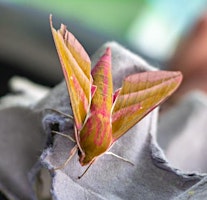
[50, 15, 182, 178]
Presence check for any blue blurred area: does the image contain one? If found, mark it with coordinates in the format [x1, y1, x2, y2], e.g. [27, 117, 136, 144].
[127, 0, 207, 60]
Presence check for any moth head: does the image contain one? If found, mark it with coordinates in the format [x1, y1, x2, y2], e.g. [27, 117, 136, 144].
[79, 152, 96, 166]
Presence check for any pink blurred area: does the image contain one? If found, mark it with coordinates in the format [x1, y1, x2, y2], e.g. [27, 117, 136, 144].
[164, 12, 207, 109]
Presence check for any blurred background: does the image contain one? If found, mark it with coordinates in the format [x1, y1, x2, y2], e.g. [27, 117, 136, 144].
[0, 0, 207, 101]
[1, 2, 207, 198]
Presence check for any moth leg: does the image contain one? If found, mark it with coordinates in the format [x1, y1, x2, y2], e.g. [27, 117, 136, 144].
[78, 159, 96, 179]
[45, 108, 73, 120]
[52, 130, 76, 142]
[54, 145, 78, 170]
[105, 152, 134, 166]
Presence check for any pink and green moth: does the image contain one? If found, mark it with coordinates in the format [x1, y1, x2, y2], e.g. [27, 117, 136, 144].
[50, 15, 182, 178]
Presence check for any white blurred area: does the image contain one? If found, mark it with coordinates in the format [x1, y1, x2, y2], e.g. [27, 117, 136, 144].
[127, 0, 207, 61]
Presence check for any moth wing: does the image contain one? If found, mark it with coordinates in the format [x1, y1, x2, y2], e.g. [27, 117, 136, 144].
[112, 71, 182, 140]
[50, 16, 91, 130]
[78, 48, 114, 165]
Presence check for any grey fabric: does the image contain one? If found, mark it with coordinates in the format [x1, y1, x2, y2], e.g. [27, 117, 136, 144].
[0, 42, 206, 200]
[40, 43, 204, 200]
[0, 106, 45, 200]
[158, 91, 207, 173]
[175, 176, 207, 199]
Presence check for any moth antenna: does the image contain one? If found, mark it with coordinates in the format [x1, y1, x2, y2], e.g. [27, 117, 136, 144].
[105, 152, 134, 166]
[52, 131, 76, 142]
[45, 108, 73, 120]
[54, 145, 78, 170]
[78, 159, 95, 179]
